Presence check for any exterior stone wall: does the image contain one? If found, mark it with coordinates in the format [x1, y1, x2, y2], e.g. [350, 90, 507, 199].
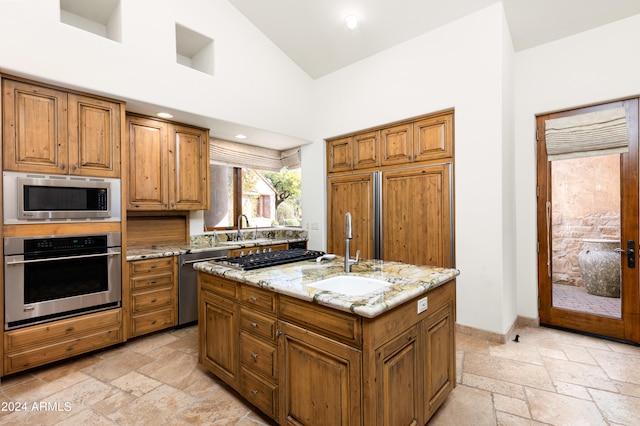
[551, 155, 620, 287]
[551, 211, 620, 286]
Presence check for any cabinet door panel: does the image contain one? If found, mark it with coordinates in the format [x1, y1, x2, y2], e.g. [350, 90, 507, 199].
[200, 291, 239, 388]
[327, 173, 374, 258]
[69, 94, 121, 177]
[279, 321, 361, 426]
[353, 131, 379, 170]
[127, 116, 168, 209]
[170, 124, 209, 210]
[327, 137, 352, 173]
[423, 303, 455, 419]
[381, 123, 413, 166]
[2, 80, 68, 173]
[413, 114, 453, 162]
[382, 165, 452, 267]
[375, 325, 420, 426]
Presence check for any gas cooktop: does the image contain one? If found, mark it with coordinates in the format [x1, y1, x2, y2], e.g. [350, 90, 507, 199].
[214, 248, 325, 271]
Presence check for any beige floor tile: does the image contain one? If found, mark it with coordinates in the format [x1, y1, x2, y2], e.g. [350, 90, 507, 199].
[89, 388, 136, 417]
[110, 371, 163, 397]
[553, 380, 592, 400]
[464, 352, 555, 391]
[462, 372, 525, 399]
[1, 371, 90, 401]
[125, 331, 180, 355]
[107, 384, 197, 424]
[590, 388, 640, 425]
[493, 393, 530, 418]
[428, 385, 495, 426]
[54, 408, 116, 425]
[488, 340, 545, 366]
[589, 347, 640, 385]
[136, 349, 201, 390]
[559, 343, 598, 365]
[81, 349, 154, 382]
[495, 411, 547, 425]
[526, 387, 607, 425]
[543, 357, 618, 392]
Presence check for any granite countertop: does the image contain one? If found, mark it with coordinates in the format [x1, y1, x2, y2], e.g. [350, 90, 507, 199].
[126, 237, 308, 261]
[194, 257, 459, 318]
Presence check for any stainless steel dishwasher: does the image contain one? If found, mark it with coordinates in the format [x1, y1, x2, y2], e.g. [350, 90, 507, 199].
[178, 248, 228, 325]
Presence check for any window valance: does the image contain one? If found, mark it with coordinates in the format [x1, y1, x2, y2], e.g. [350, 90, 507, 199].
[209, 138, 301, 171]
[545, 107, 629, 161]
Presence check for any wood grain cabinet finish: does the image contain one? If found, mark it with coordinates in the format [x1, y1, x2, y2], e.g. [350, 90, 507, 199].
[326, 137, 353, 173]
[3, 308, 123, 375]
[128, 257, 177, 338]
[2, 78, 122, 177]
[381, 123, 413, 166]
[198, 272, 456, 426]
[327, 132, 380, 173]
[413, 113, 453, 162]
[127, 114, 210, 211]
[326, 173, 374, 259]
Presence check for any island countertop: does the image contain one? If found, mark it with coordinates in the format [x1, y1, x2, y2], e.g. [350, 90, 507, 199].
[194, 256, 459, 318]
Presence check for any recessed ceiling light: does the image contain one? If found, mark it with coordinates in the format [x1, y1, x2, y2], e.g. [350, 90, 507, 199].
[344, 15, 360, 30]
[157, 112, 173, 119]
[235, 134, 247, 139]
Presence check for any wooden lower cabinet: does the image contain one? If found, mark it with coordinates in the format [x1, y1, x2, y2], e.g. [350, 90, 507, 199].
[3, 308, 123, 375]
[198, 272, 456, 426]
[128, 256, 177, 338]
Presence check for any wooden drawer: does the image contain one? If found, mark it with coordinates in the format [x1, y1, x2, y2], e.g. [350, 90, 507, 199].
[239, 284, 277, 313]
[131, 288, 173, 313]
[199, 273, 237, 299]
[4, 308, 121, 351]
[5, 327, 121, 375]
[130, 257, 174, 275]
[240, 307, 277, 343]
[130, 308, 175, 337]
[279, 296, 362, 348]
[131, 272, 174, 291]
[240, 367, 278, 421]
[240, 332, 277, 379]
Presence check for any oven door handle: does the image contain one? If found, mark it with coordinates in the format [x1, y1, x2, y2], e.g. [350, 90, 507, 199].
[5, 251, 121, 266]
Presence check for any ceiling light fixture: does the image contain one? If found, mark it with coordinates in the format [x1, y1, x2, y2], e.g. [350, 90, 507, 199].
[235, 134, 247, 139]
[157, 112, 173, 119]
[344, 15, 360, 30]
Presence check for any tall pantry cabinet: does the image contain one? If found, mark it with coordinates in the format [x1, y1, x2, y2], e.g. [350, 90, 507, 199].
[326, 110, 454, 268]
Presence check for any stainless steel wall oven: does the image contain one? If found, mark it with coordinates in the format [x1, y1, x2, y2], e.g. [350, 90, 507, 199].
[4, 232, 121, 330]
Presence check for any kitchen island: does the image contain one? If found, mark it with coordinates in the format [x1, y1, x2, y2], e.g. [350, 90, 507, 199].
[195, 256, 459, 426]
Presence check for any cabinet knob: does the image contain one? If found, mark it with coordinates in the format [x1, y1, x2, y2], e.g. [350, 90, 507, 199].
[251, 353, 258, 359]
[66, 326, 75, 332]
[66, 346, 74, 351]
[250, 322, 258, 328]
[251, 390, 259, 396]
[275, 330, 282, 338]
[250, 297, 258, 302]
[151, 298, 157, 303]
[151, 320, 157, 325]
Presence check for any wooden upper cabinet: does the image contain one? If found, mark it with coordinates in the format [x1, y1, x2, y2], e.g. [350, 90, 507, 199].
[170, 124, 210, 210]
[353, 131, 379, 170]
[327, 137, 352, 173]
[2, 79, 69, 174]
[413, 113, 453, 162]
[381, 123, 413, 165]
[68, 93, 121, 177]
[127, 115, 168, 210]
[127, 114, 210, 211]
[2, 78, 122, 177]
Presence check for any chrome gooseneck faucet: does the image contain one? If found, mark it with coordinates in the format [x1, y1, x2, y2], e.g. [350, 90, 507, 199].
[344, 212, 360, 272]
[236, 214, 250, 241]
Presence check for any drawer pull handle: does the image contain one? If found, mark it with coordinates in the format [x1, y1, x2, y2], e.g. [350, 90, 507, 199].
[251, 390, 259, 396]
[151, 320, 157, 325]
[150, 280, 157, 284]
[151, 298, 157, 303]
[275, 330, 282, 338]
[251, 353, 258, 359]
[150, 265, 157, 269]
[250, 322, 258, 328]
[66, 326, 75, 332]
[250, 297, 258, 302]
[67, 346, 74, 351]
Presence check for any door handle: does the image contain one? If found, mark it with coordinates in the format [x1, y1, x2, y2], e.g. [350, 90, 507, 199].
[615, 240, 635, 268]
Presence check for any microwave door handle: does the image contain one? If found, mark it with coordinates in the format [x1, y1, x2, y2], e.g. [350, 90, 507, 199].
[5, 251, 121, 266]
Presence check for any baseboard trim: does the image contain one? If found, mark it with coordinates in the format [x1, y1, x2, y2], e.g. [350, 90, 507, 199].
[456, 315, 540, 344]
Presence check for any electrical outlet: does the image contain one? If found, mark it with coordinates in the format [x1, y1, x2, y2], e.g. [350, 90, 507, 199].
[417, 297, 428, 314]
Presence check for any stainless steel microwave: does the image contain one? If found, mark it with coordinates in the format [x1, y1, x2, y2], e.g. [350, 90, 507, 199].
[3, 171, 121, 224]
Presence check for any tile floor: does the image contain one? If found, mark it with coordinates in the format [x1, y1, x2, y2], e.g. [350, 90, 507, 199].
[0, 324, 639, 425]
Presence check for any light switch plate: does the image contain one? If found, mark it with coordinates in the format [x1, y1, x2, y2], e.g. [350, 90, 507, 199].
[417, 297, 428, 314]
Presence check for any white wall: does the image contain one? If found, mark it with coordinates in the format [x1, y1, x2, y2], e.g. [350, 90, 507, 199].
[514, 13, 640, 319]
[0, 0, 314, 139]
[306, 4, 516, 335]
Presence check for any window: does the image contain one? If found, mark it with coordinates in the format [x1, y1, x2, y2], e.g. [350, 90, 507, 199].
[204, 165, 301, 230]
